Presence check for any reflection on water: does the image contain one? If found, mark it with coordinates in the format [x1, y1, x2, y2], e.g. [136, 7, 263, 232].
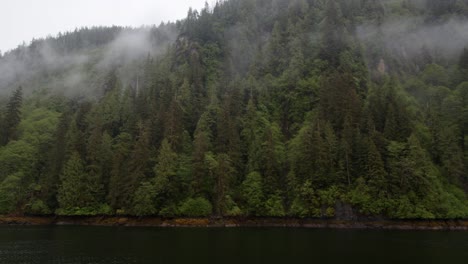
[0, 240, 136, 263]
[0, 226, 468, 264]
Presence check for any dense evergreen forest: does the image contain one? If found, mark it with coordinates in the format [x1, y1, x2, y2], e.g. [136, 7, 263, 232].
[0, 0, 468, 219]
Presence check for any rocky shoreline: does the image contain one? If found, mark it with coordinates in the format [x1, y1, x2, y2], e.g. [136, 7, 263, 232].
[1, 216, 468, 230]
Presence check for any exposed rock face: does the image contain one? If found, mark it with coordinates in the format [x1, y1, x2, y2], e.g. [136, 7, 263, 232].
[334, 202, 357, 221]
[377, 58, 386, 74]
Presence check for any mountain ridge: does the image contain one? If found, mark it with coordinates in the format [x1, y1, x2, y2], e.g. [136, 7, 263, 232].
[0, 0, 467, 220]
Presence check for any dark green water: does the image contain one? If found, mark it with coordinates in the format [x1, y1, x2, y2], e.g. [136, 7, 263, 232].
[1, 226, 467, 264]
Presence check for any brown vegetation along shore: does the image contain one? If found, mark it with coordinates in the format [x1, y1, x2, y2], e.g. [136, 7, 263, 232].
[2, 216, 468, 230]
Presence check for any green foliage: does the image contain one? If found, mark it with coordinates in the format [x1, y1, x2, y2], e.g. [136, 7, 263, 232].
[25, 199, 52, 215]
[57, 152, 102, 215]
[178, 197, 212, 217]
[422, 64, 450, 87]
[155, 139, 178, 180]
[132, 181, 157, 216]
[317, 186, 341, 217]
[241, 172, 264, 216]
[18, 107, 60, 145]
[264, 192, 285, 217]
[0, 140, 35, 181]
[0, 0, 467, 220]
[107, 132, 132, 210]
[159, 204, 179, 218]
[56, 204, 112, 216]
[0, 172, 24, 214]
[1, 87, 23, 146]
[224, 195, 242, 217]
[289, 180, 321, 218]
[149, 138, 180, 212]
[348, 178, 384, 215]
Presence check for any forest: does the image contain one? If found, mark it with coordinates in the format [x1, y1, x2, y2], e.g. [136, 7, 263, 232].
[0, 0, 467, 219]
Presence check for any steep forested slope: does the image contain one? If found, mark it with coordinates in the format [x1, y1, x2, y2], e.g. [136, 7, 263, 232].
[0, 0, 467, 219]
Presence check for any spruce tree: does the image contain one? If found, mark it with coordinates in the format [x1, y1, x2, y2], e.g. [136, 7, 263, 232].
[1, 87, 23, 146]
[57, 152, 98, 214]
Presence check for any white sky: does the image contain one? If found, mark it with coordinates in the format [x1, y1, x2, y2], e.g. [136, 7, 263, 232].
[0, 0, 209, 53]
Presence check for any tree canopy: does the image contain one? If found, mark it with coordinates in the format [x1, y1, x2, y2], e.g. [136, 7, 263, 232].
[0, 0, 467, 219]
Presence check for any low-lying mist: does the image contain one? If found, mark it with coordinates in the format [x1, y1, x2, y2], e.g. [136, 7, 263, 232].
[357, 16, 468, 66]
[0, 24, 177, 97]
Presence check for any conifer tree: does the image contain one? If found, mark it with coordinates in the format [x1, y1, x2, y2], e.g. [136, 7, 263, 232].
[154, 138, 179, 201]
[57, 152, 98, 214]
[366, 139, 387, 197]
[1, 87, 23, 146]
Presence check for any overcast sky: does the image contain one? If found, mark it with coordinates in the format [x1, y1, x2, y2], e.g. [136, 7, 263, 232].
[0, 0, 209, 53]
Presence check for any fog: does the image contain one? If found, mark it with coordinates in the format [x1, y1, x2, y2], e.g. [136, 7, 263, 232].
[2, 1, 468, 97]
[0, 25, 177, 97]
[357, 16, 468, 64]
[0, 0, 208, 53]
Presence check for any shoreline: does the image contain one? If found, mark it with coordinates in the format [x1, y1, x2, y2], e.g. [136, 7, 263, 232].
[2, 216, 468, 230]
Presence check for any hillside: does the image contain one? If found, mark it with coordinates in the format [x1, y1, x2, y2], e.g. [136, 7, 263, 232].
[0, 0, 467, 219]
